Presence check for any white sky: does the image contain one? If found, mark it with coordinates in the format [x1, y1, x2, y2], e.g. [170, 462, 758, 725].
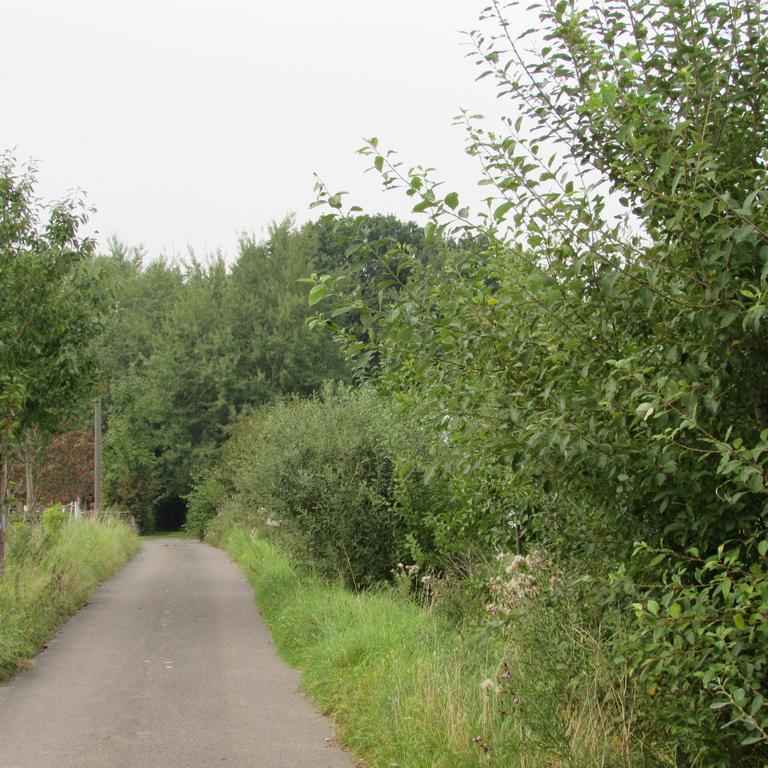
[1, 1, 532, 261]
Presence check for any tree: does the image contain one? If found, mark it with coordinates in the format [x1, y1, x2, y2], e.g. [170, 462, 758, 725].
[0, 153, 104, 575]
[309, 1, 768, 762]
[97, 220, 351, 531]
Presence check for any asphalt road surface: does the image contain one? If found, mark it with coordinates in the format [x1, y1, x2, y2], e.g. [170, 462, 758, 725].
[0, 539, 354, 768]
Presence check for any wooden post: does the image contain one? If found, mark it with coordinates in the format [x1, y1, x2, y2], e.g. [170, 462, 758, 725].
[0, 511, 6, 580]
[23, 431, 34, 511]
[0, 459, 8, 579]
[94, 397, 102, 513]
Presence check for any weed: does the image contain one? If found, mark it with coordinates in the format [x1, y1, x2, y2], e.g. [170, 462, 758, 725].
[225, 527, 648, 767]
[0, 518, 138, 680]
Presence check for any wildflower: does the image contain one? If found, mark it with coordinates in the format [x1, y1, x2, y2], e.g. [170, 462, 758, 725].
[479, 679, 501, 695]
[472, 736, 490, 753]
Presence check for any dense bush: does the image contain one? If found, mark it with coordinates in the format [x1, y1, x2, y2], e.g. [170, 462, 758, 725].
[624, 540, 768, 764]
[184, 470, 225, 538]
[207, 383, 452, 588]
[305, 1, 768, 763]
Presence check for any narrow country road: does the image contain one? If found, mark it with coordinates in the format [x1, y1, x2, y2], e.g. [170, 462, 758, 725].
[0, 540, 354, 768]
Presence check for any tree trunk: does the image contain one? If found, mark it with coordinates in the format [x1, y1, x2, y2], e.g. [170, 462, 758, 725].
[23, 431, 35, 513]
[0, 509, 6, 581]
[0, 459, 8, 580]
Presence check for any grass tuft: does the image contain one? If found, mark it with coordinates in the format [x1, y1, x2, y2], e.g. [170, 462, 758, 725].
[0, 518, 139, 680]
[224, 527, 642, 768]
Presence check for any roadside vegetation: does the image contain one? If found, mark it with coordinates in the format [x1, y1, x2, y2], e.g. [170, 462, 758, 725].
[200, 2, 768, 766]
[221, 526, 636, 768]
[0, 154, 105, 575]
[2, 0, 766, 765]
[0, 512, 138, 680]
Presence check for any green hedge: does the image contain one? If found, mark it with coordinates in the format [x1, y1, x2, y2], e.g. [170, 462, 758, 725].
[207, 383, 454, 588]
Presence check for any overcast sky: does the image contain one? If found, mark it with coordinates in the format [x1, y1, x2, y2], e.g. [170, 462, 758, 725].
[1, 1, 532, 260]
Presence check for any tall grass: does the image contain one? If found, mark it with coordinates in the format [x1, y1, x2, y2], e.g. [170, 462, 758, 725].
[0, 517, 139, 680]
[224, 527, 645, 768]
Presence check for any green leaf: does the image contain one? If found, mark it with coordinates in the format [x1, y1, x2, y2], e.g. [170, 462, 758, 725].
[635, 402, 654, 420]
[646, 600, 659, 616]
[344, 243, 362, 258]
[308, 284, 328, 305]
[494, 201, 514, 221]
[734, 223, 755, 241]
[444, 192, 459, 210]
[699, 198, 715, 218]
[330, 305, 358, 318]
[719, 311, 738, 328]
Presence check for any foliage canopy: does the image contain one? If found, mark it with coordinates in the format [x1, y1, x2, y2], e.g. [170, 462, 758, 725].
[307, 1, 768, 763]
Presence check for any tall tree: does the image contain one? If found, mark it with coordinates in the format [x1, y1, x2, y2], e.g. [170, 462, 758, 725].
[98, 220, 351, 530]
[0, 153, 103, 575]
[308, 2, 768, 760]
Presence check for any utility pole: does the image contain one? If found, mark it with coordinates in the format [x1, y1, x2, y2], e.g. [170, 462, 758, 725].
[0, 460, 8, 579]
[94, 396, 102, 513]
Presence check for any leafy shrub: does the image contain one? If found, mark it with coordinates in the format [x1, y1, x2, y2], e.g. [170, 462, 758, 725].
[211, 383, 451, 588]
[42, 504, 68, 539]
[184, 471, 224, 538]
[623, 540, 768, 766]
[224, 383, 403, 587]
[306, 1, 768, 763]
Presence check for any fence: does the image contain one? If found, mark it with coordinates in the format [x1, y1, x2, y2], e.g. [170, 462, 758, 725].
[2, 501, 135, 532]
[0, 502, 135, 579]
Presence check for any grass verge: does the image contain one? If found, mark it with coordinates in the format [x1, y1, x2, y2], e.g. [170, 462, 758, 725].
[0, 518, 139, 680]
[223, 526, 641, 768]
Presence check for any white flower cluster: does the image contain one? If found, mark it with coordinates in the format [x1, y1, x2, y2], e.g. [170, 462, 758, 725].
[485, 552, 542, 616]
[479, 678, 502, 696]
[392, 562, 421, 579]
